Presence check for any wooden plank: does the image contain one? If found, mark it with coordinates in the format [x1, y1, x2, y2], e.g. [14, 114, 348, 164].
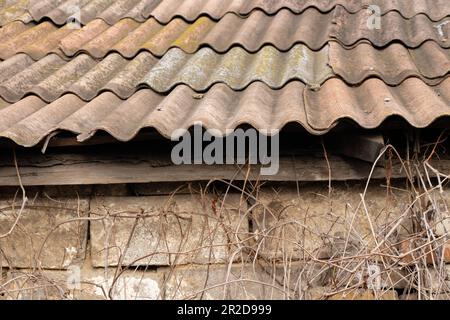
[0, 152, 401, 186]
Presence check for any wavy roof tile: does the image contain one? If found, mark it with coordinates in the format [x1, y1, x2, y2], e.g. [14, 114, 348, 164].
[0, 0, 31, 26]
[0, 9, 332, 60]
[2, 6, 449, 62]
[0, 0, 449, 148]
[304, 78, 450, 131]
[0, 78, 449, 147]
[0, 46, 332, 102]
[329, 41, 450, 85]
[332, 7, 450, 48]
[22, 0, 450, 25]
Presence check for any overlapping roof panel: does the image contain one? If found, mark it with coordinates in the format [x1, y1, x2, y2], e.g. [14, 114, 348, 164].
[0, 45, 332, 102]
[329, 41, 450, 85]
[0, 82, 309, 146]
[0, 0, 31, 26]
[332, 7, 450, 48]
[2, 7, 450, 61]
[1, 78, 449, 147]
[0, 9, 333, 60]
[15, 0, 450, 26]
[304, 78, 450, 131]
[0, 0, 449, 147]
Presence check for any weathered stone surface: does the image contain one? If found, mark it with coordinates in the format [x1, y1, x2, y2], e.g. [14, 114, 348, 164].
[0, 267, 163, 300]
[328, 289, 398, 300]
[328, 262, 407, 290]
[250, 183, 411, 261]
[399, 238, 450, 265]
[0, 197, 89, 269]
[90, 194, 248, 267]
[163, 260, 331, 300]
[303, 287, 398, 300]
[164, 264, 284, 300]
[423, 265, 450, 293]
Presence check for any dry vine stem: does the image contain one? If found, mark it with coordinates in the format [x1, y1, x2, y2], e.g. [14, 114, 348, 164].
[1, 134, 450, 300]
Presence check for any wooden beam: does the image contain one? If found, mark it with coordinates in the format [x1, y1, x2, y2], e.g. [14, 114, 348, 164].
[0, 153, 402, 186]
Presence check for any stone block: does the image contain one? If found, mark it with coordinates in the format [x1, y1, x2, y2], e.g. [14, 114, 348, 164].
[0, 267, 163, 300]
[90, 194, 248, 267]
[0, 197, 89, 269]
[249, 183, 411, 261]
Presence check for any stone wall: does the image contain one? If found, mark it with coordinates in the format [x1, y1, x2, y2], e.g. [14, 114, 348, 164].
[1, 181, 449, 300]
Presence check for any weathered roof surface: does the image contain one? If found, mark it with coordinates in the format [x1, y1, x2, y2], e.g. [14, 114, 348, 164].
[0, 1, 449, 147]
[304, 78, 450, 131]
[19, 0, 450, 25]
[329, 41, 450, 85]
[0, 9, 333, 60]
[332, 7, 450, 48]
[0, 82, 309, 146]
[0, 46, 332, 102]
[1, 78, 449, 147]
[3, 7, 450, 61]
[0, 0, 31, 26]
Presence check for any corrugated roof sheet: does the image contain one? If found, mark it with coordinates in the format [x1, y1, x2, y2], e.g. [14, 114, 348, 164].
[2, 7, 449, 61]
[0, 0, 449, 148]
[0, 9, 333, 60]
[0, 0, 31, 26]
[332, 7, 450, 48]
[0, 45, 332, 102]
[0, 78, 449, 147]
[23, 0, 450, 25]
[2, 38, 449, 103]
[329, 41, 450, 85]
[0, 82, 309, 146]
[304, 78, 450, 131]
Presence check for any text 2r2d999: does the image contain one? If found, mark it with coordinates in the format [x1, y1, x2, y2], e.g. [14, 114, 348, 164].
[221, 304, 271, 315]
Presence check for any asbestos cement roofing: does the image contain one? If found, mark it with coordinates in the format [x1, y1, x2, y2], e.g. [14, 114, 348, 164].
[0, 1, 449, 147]
[0, 46, 332, 102]
[2, 7, 450, 61]
[0, 78, 449, 147]
[3, 0, 450, 26]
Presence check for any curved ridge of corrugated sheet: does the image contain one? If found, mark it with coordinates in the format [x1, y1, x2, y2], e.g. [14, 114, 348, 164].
[0, 82, 313, 147]
[1, 78, 450, 147]
[0, 9, 333, 60]
[304, 78, 450, 131]
[3, 8, 450, 62]
[60, 9, 333, 58]
[329, 41, 450, 85]
[27, 0, 150, 25]
[0, 46, 332, 103]
[141, 0, 450, 23]
[25, 0, 450, 26]
[0, 0, 31, 26]
[0, 21, 70, 60]
[331, 7, 450, 49]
